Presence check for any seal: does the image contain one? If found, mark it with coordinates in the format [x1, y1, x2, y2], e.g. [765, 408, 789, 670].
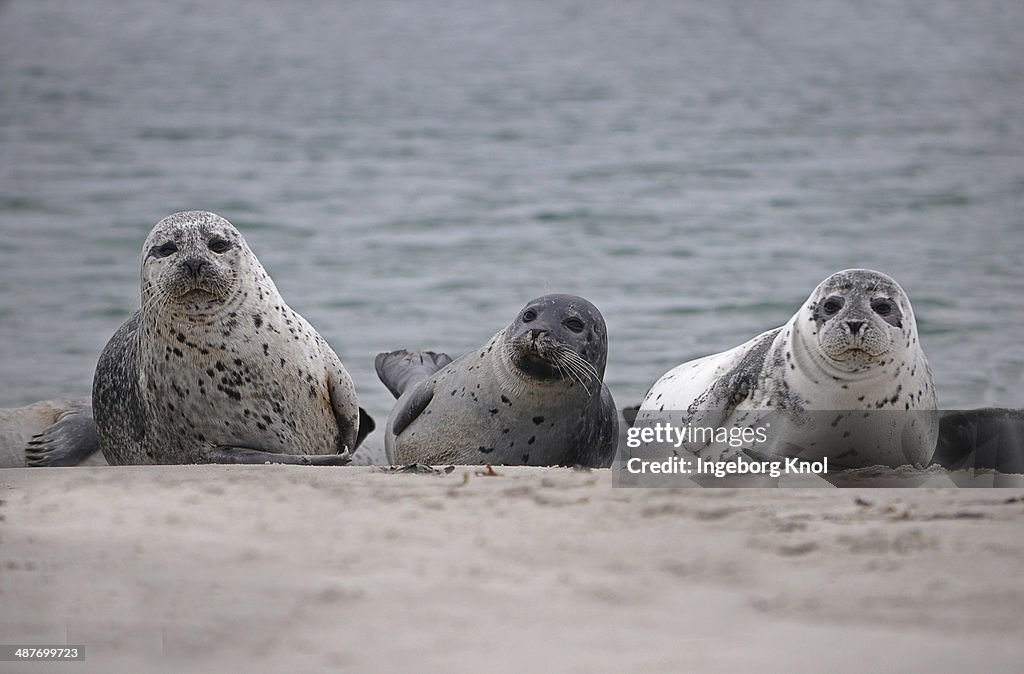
[376, 293, 618, 467]
[18, 397, 376, 467]
[638, 269, 938, 468]
[934, 408, 1024, 474]
[82, 210, 362, 465]
[0, 398, 103, 467]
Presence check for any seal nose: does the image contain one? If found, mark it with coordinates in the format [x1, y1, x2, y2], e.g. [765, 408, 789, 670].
[529, 329, 547, 341]
[181, 258, 207, 276]
[847, 320, 864, 335]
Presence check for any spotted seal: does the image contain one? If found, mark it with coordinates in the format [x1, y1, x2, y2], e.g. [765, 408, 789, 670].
[376, 293, 618, 467]
[36, 211, 364, 466]
[638, 269, 938, 468]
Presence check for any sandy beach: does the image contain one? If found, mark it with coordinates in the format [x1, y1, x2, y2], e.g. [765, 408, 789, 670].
[1, 2, 1022, 671]
[2, 465, 1022, 673]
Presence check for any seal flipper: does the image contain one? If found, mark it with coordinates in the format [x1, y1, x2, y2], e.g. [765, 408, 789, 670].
[375, 350, 453, 399]
[24, 398, 100, 467]
[933, 408, 1024, 473]
[202, 446, 352, 465]
[356, 407, 375, 449]
[391, 378, 436, 437]
[325, 362, 361, 455]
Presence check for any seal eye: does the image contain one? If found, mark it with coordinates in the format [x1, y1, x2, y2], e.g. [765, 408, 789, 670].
[523, 310, 537, 323]
[564, 318, 585, 333]
[208, 238, 231, 254]
[872, 299, 893, 317]
[822, 297, 844, 315]
[156, 242, 178, 258]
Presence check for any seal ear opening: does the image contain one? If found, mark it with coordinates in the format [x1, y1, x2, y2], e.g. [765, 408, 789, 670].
[375, 349, 453, 399]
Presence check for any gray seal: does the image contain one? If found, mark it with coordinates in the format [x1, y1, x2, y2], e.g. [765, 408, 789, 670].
[79, 210, 363, 465]
[376, 293, 618, 467]
[639, 269, 938, 468]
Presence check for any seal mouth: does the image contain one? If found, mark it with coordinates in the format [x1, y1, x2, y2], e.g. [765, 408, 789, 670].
[174, 288, 218, 303]
[508, 337, 560, 379]
[162, 274, 235, 305]
[506, 333, 599, 392]
[828, 345, 885, 362]
[512, 349, 561, 380]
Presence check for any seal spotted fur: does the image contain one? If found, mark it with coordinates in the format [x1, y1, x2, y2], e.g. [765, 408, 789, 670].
[87, 211, 362, 465]
[639, 269, 938, 467]
[377, 293, 618, 467]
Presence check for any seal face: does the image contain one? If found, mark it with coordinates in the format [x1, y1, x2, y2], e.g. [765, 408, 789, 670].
[377, 293, 618, 467]
[639, 269, 938, 468]
[807, 269, 910, 370]
[93, 211, 360, 465]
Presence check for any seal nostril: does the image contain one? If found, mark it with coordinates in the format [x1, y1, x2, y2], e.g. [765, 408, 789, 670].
[182, 258, 206, 276]
[530, 329, 546, 340]
[847, 320, 864, 335]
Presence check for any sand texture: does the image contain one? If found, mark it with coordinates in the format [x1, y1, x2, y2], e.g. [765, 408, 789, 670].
[1, 465, 1023, 673]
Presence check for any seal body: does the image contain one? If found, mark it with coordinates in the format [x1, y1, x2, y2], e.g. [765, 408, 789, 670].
[639, 269, 938, 468]
[93, 211, 360, 465]
[377, 294, 618, 467]
[934, 408, 1024, 473]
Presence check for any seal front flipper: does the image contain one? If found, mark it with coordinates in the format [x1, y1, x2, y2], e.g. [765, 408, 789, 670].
[375, 350, 453, 399]
[202, 446, 352, 465]
[326, 363, 360, 454]
[391, 378, 436, 437]
[24, 398, 101, 467]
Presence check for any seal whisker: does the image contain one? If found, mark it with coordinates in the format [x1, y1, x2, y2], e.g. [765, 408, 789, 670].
[553, 349, 589, 385]
[563, 363, 589, 391]
[562, 355, 596, 385]
[552, 354, 577, 385]
[555, 346, 598, 387]
[140, 287, 172, 319]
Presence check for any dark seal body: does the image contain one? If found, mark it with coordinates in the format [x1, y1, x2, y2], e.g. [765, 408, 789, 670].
[377, 294, 618, 467]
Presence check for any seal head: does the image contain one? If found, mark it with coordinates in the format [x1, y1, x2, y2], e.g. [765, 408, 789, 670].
[142, 210, 252, 309]
[499, 293, 607, 396]
[804, 269, 915, 371]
